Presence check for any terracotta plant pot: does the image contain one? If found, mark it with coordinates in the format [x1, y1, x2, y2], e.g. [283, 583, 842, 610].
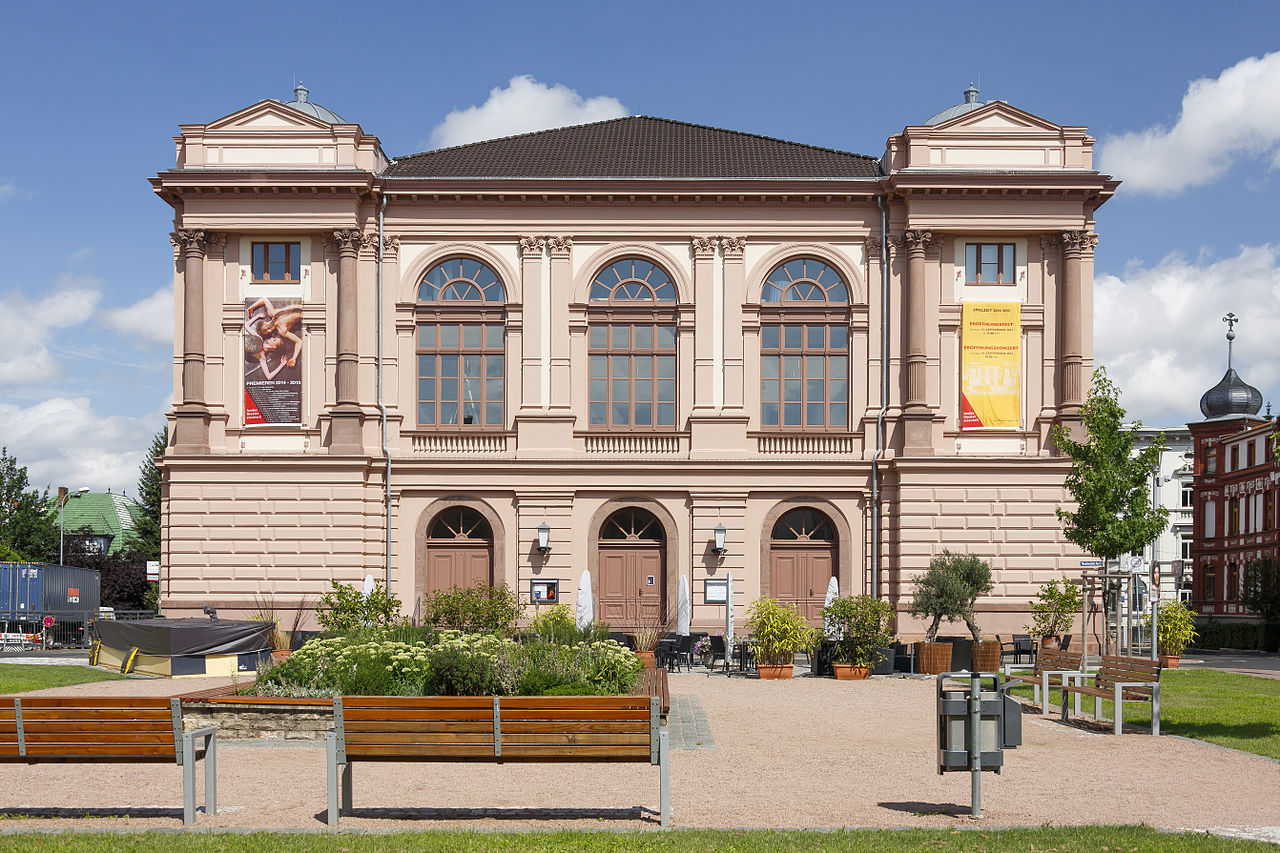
[270, 649, 291, 663]
[832, 664, 870, 680]
[756, 664, 793, 679]
[971, 640, 1001, 673]
[1160, 655, 1180, 669]
[1040, 636, 1060, 651]
[636, 650, 656, 669]
[917, 642, 953, 675]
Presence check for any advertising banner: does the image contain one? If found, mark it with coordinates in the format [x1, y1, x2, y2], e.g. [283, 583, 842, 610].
[960, 301, 1021, 429]
[243, 297, 303, 425]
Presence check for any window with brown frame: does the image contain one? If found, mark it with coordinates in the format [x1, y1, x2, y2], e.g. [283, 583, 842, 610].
[1229, 498, 1240, 535]
[1230, 445, 1240, 471]
[1204, 565, 1216, 600]
[760, 258, 850, 430]
[1247, 440, 1256, 467]
[965, 243, 1016, 285]
[588, 259, 678, 430]
[251, 242, 301, 283]
[415, 259, 505, 429]
[1266, 491, 1274, 531]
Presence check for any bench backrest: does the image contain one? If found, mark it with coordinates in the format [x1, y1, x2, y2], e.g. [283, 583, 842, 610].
[0, 697, 180, 763]
[1095, 655, 1161, 697]
[1035, 648, 1083, 676]
[334, 695, 658, 765]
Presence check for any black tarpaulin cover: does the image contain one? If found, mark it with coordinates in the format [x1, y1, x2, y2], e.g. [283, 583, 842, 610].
[95, 618, 272, 656]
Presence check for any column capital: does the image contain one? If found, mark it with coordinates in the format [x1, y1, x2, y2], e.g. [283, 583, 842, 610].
[1039, 233, 1060, 253]
[170, 228, 206, 255]
[865, 236, 882, 256]
[901, 228, 934, 257]
[546, 236, 573, 257]
[331, 228, 363, 255]
[382, 235, 400, 259]
[720, 236, 747, 258]
[691, 236, 717, 258]
[1060, 230, 1098, 257]
[518, 235, 545, 257]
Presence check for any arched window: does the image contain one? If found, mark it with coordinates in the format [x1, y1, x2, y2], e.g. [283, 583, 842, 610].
[771, 508, 835, 542]
[428, 506, 493, 542]
[588, 259, 677, 429]
[760, 258, 849, 429]
[416, 259, 506, 428]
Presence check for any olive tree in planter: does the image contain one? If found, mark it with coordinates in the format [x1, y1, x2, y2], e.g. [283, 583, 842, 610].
[1024, 578, 1083, 650]
[908, 551, 995, 674]
[746, 597, 815, 679]
[1144, 599, 1197, 668]
[820, 595, 894, 679]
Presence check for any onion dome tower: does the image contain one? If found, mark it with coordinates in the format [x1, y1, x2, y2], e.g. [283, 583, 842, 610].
[280, 82, 345, 124]
[1200, 312, 1263, 419]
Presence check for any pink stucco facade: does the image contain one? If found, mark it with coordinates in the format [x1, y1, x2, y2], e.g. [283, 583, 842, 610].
[151, 94, 1115, 638]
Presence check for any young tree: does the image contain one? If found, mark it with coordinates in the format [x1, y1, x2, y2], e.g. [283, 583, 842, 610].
[1050, 368, 1169, 561]
[0, 447, 58, 561]
[126, 427, 167, 561]
[1242, 558, 1280, 624]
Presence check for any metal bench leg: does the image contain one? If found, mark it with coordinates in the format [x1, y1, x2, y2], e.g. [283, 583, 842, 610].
[1113, 684, 1123, 735]
[182, 733, 196, 826]
[1094, 696, 1102, 722]
[204, 732, 217, 818]
[1152, 684, 1161, 737]
[1040, 673, 1050, 715]
[326, 732, 341, 827]
[659, 726, 670, 827]
[1074, 677, 1081, 716]
[1033, 680, 1042, 713]
[342, 761, 353, 814]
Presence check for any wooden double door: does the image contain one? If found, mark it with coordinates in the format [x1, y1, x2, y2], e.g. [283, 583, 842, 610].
[598, 544, 665, 627]
[770, 543, 835, 627]
[423, 543, 491, 594]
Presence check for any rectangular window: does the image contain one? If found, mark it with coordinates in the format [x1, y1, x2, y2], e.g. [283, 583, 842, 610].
[965, 243, 1016, 285]
[1206, 447, 1217, 474]
[1230, 445, 1239, 472]
[1205, 567, 1216, 601]
[760, 323, 848, 429]
[1205, 502, 1216, 538]
[588, 323, 676, 429]
[1181, 484, 1194, 508]
[1229, 498, 1240, 535]
[416, 322, 503, 428]
[1180, 537, 1192, 561]
[1247, 441, 1256, 468]
[251, 242, 301, 283]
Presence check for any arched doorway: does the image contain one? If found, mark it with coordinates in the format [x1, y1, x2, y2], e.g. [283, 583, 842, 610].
[769, 507, 837, 626]
[597, 507, 666, 627]
[422, 506, 493, 595]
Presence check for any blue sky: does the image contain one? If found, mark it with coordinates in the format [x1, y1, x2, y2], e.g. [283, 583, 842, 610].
[2, 0, 1279, 492]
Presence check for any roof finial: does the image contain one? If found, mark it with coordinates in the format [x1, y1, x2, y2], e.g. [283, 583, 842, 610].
[964, 82, 980, 104]
[1223, 312, 1239, 369]
[294, 81, 309, 103]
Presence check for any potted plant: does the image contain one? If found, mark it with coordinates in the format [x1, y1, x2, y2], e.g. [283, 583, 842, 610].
[692, 634, 716, 668]
[1145, 599, 1197, 668]
[908, 551, 995, 674]
[1024, 578, 1082, 651]
[820, 595, 894, 679]
[745, 597, 815, 679]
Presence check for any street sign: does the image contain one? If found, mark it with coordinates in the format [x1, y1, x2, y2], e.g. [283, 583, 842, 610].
[1079, 560, 1103, 567]
[145, 560, 160, 582]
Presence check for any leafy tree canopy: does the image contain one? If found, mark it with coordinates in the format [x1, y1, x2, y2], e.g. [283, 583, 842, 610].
[1242, 557, 1280, 624]
[0, 447, 57, 562]
[1050, 367, 1168, 561]
[125, 427, 166, 562]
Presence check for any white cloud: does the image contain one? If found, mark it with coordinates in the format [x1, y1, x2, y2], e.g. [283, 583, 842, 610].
[102, 287, 173, 345]
[1094, 244, 1280, 426]
[428, 75, 627, 149]
[1098, 50, 1280, 194]
[0, 181, 27, 202]
[0, 396, 162, 493]
[0, 275, 102, 385]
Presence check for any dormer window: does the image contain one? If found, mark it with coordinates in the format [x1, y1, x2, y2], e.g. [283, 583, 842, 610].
[252, 242, 301, 283]
[965, 243, 1015, 285]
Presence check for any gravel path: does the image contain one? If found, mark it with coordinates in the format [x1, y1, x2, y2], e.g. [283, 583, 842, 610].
[0, 670, 1277, 833]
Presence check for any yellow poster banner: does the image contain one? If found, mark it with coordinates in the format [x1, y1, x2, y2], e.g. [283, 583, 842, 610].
[961, 302, 1020, 429]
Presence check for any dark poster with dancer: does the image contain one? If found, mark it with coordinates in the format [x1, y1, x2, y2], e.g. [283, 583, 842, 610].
[243, 297, 303, 425]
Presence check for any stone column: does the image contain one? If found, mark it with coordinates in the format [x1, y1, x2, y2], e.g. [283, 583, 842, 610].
[901, 228, 934, 455]
[170, 228, 210, 453]
[721, 237, 747, 411]
[518, 236, 545, 411]
[691, 236, 717, 412]
[546, 237, 573, 410]
[1058, 230, 1096, 417]
[330, 227, 364, 453]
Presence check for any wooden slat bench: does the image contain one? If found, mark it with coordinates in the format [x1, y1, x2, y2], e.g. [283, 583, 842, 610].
[1007, 647, 1088, 716]
[326, 695, 669, 827]
[0, 696, 216, 824]
[1060, 654, 1162, 735]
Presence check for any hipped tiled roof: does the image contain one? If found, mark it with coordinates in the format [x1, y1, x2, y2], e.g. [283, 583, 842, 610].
[387, 116, 882, 180]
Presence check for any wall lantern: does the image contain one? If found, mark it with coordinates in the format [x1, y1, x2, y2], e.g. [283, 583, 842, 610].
[712, 524, 727, 555]
[536, 522, 552, 555]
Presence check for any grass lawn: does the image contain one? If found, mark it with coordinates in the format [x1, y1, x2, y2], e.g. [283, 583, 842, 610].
[0, 828, 1271, 853]
[0, 663, 123, 694]
[1006, 668, 1280, 759]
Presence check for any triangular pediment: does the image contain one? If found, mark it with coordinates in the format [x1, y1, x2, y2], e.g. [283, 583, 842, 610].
[205, 100, 333, 132]
[931, 102, 1062, 133]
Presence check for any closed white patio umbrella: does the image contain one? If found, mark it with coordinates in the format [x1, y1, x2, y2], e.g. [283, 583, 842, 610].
[575, 570, 593, 631]
[823, 576, 840, 640]
[677, 575, 691, 636]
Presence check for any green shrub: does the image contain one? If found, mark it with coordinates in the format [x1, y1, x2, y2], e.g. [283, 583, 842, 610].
[821, 595, 894, 666]
[315, 578, 402, 634]
[1193, 619, 1266, 650]
[1145, 599, 1197, 657]
[422, 645, 501, 696]
[543, 683, 597, 696]
[527, 604, 611, 645]
[424, 581, 524, 635]
[908, 551, 994, 642]
[746, 597, 817, 666]
[1024, 578, 1082, 639]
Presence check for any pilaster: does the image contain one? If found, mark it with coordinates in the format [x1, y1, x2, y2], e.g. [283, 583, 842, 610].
[547, 236, 573, 411]
[691, 236, 717, 413]
[721, 237, 746, 411]
[901, 228, 935, 456]
[171, 228, 210, 453]
[329, 227, 364, 453]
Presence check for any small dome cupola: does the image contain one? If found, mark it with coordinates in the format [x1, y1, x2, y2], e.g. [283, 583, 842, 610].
[1200, 312, 1263, 418]
[280, 81, 346, 124]
[924, 82, 989, 125]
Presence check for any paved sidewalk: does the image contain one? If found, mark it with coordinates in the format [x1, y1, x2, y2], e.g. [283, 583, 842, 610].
[667, 693, 714, 750]
[1179, 649, 1280, 680]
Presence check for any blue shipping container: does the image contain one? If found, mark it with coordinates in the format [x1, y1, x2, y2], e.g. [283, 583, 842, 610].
[0, 562, 101, 615]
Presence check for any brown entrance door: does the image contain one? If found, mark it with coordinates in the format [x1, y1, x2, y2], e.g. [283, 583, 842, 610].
[596, 507, 666, 628]
[422, 506, 493, 597]
[771, 545, 835, 626]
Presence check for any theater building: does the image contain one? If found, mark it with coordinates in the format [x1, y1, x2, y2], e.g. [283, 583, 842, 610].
[151, 85, 1113, 634]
